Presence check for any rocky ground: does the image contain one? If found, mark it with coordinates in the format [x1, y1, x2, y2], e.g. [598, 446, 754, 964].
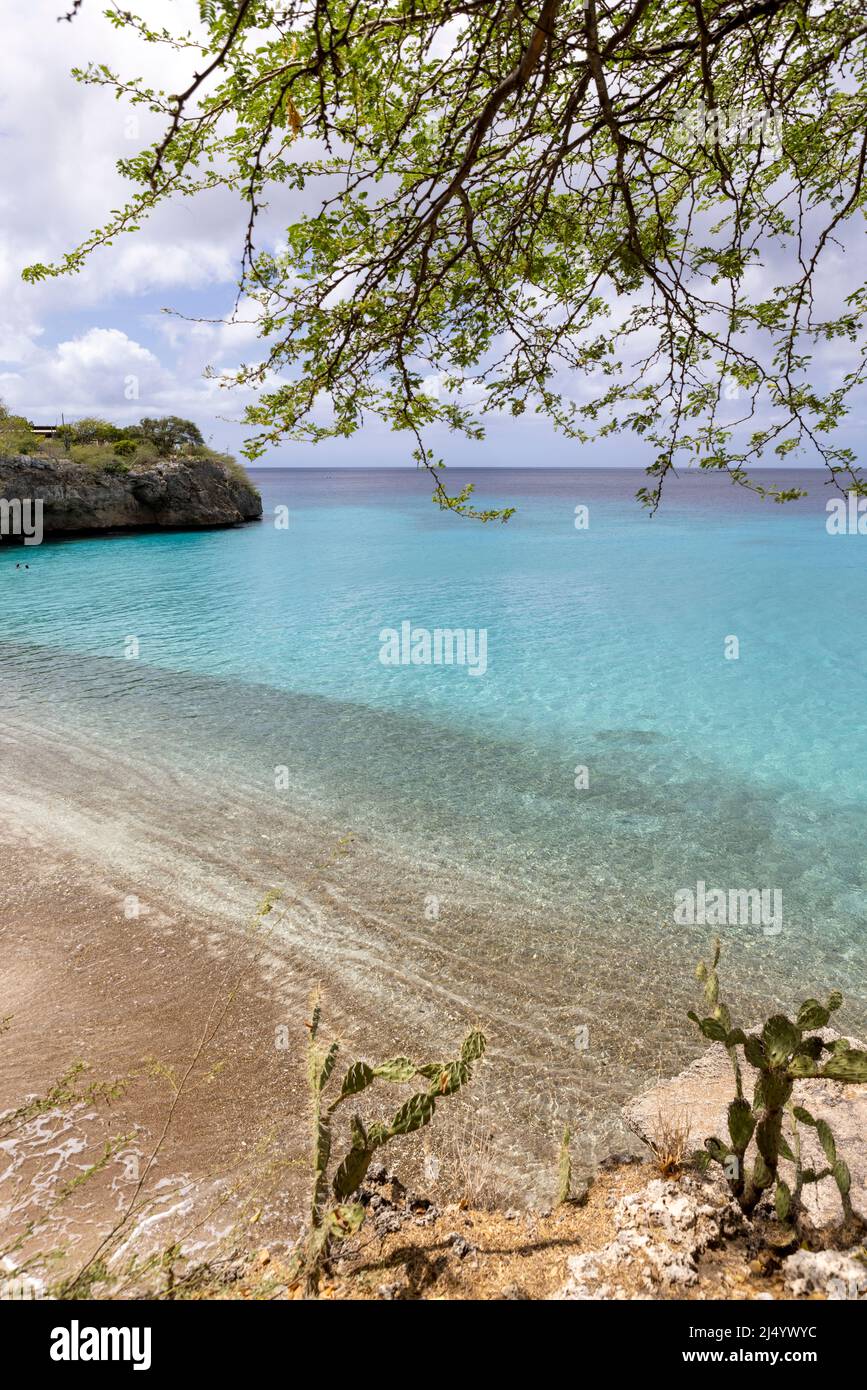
[196, 1159, 867, 1301]
[3, 817, 865, 1302]
[203, 1029, 867, 1301]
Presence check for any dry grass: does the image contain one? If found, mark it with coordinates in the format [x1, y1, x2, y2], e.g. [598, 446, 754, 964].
[646, 1107, 691, 1179]
[429, 1075, 499, 1209]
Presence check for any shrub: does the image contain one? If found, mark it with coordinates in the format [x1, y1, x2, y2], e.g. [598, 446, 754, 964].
[70, 444, 131, 473]
[70, 443, 112, 469]
[66, 418, 123, 445]
[0, 413, 39, 456]
[130, 440, 160, 465]
[138, 416, 204, 456]
[290, 991, 486, 1295]
[689, 939, 867, 1229]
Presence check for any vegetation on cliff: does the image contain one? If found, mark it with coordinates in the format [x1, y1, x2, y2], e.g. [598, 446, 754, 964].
[0, 402, 252, 486]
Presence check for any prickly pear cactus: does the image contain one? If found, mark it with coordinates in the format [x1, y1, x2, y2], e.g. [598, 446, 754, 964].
[688, 941, 867, 1231]
[292, 990, 486, 1294]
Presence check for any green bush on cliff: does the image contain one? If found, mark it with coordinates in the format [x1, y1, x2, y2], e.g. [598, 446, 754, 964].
[0, 403, 256, 484]
[138, 415, 204, 456]
[0, 411, 39, 456]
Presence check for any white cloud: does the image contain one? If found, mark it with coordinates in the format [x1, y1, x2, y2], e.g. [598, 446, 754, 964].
[0, 2, 263, 443]
[1, 327, 169, 417]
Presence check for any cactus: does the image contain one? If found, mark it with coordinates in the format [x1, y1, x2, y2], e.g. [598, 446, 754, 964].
[291, 990, 486, 1294]
[688, 941, 866, 1229]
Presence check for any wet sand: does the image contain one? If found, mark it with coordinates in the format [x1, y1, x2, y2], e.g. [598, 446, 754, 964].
[0, 702, 669, 1286]
[0, 817, 314, 1288]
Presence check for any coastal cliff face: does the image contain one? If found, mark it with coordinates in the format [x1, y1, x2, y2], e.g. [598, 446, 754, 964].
[0, 453, 262, 537]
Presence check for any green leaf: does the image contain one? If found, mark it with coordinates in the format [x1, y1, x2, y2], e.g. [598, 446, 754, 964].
[833, 1159, 851, 1196]
[761, 1015, 800, 1067]
[320, 1040, 340, 1089]
[826, 990, 844, 1014]
[698, 1016, 728, 1043]
[743, 1036, 767, 1069]
[460, 1028, 486, 1064]
[816, 1119, 836, 1164]
[336, 1059, 375, 1102]
[796, 999, 830, 1031]
[372, 1056, 417, 1083]
[775, 1180, 791, 1221]
[762, 1073, 793, 1110]
[753, 1074, 766, 1112]
[727, 1098, 755, 1151]
[821, 1049, 867, 1082]
[752, 1154, 773, 1190]
[788, 1053, 819, 1078]
[332, 1145, 373, 1201]
[309, 993, 321, 1043]
[756, 1113, 783, 1167]
[387, 1090, 436, 1137]
[792, 1105, 816, 1126]
[428, 1060, 470, 1096]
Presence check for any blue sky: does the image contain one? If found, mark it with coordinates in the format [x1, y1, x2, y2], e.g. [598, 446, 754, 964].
[1, 3, 862, 473]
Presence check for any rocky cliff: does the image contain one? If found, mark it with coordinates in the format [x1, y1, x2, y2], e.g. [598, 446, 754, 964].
[0, 453, 262, 538]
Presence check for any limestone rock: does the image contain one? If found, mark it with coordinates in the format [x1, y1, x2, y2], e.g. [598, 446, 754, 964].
[0, 453, 262, 538]
[552, 1172, 744, 1299]
[783, 1249, 867, 1300]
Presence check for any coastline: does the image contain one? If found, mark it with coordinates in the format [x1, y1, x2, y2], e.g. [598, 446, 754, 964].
[3, 694, 866, 1298]
[4, 635, 866, 1185]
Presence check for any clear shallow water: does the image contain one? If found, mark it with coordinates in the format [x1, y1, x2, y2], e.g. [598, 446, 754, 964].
[1, 468, 865, 1065]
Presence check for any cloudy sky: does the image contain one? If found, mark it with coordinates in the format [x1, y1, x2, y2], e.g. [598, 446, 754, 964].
[0, 4, 860, 471]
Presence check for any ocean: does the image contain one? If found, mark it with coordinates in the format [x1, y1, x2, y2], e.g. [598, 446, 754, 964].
[2, 466, 865, 1188]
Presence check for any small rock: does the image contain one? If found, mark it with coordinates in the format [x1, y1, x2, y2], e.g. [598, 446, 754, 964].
[447, 1232, 476, 1259]
[373, 1210, 403, 1236]
[783, 1249, 867, 1300]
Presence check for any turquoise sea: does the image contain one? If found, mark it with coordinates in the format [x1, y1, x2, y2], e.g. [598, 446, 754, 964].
[2, 467, 865, 1180]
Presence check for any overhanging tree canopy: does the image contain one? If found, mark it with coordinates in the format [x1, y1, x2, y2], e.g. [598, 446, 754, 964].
[29, 1, 867, 516]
